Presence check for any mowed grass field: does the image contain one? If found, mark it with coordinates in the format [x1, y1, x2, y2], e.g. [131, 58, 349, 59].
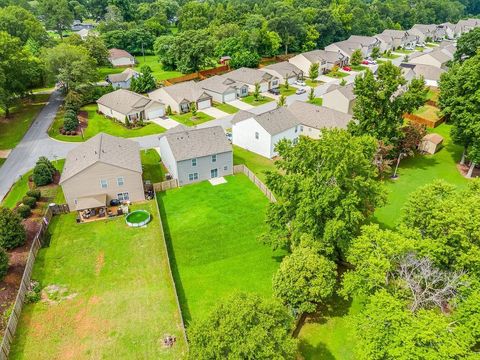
[157, 174, 285, 322]
[10, 201, 186, 360]
[0, 93, 50, 150]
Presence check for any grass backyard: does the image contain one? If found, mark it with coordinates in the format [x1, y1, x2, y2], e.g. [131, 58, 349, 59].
[10, 201, 187, 360]
[213, 102, 239, 114]
[0, 93, 50, 150]
[141, 149, 165, 183]
[306, 79, 322, 88]
[1, 160, 65, 209]
[170, 111, 214, 126]
[48, 104, 166, 142]
[413, 104, 441, 122]
[97, 55, 183, 82]
[157, 175, 285, 323]
[241, 95, 274, 106]
[233, 146, 275, 183]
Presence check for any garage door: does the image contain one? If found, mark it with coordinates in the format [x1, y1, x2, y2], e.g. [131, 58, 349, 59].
[260, 83, 269, 92]
[146, 108, 165, 119]
[198, 99, 211, 109]
[224, 92, 236, 102]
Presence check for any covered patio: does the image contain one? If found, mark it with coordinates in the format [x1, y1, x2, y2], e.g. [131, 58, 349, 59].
[76, 195, 130, 223]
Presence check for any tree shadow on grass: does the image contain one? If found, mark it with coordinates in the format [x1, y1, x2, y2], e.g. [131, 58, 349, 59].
[298, 338, 336, 360]
[156, 192, 193, 324]
[306, 293, 353, 326]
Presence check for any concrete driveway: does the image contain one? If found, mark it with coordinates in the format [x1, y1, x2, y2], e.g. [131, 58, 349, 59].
[150, 117, 181, 129]
[201, 107, 229, 119]
[229, 100, 254, 111]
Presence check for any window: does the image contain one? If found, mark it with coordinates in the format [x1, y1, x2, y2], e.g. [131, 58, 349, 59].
[255, 132, 259, 140]
[117, 192, 129, 201]
[300, 125, 304, 132]
[241, 87, 248, 95]
[192, 158, 197, 166]
[100, 179, 108, 189]
[295, 126, 298, 133]
[117, 177, 124, 186]
[74, 199, 77, 205]
[188, 173, 199, 181]
[212, 154, 217, 163]
[224, 166, 228, 171]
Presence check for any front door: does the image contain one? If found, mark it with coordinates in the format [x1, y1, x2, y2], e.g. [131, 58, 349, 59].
[210, 168, 218, 178]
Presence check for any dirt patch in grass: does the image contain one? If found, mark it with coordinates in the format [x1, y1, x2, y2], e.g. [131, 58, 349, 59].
[95, 251, 105, 276]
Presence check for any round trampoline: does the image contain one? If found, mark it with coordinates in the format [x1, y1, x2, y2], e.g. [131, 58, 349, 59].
[125, 210, 151, 227]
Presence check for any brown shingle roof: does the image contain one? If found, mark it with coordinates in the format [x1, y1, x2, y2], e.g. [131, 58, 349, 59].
[97, 89, 163, 115]
[423, 133, 443, 145]
[60, 133, 142, 184]
[288, 101, 352, 130]
[108, 48, 134, 60]
[232, 107, 300, 135]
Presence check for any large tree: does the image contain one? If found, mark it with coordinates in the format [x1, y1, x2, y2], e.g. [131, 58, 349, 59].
[454, 27, 480, 61]
[38, 0, 74, 39]
[0, 32, 42, 117]
[348, 62, 427, 145]
[0, 5, 49, 45]
[187, 292, 298, 359]
[0, 207, 26, 250]
[273, 242, 336, 313]
[439, 52, 480, 177]
[262, 130, 385, 259]
[43, 43, 97, 92]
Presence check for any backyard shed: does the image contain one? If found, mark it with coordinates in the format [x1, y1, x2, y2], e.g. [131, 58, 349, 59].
[420, 133, 443, 154]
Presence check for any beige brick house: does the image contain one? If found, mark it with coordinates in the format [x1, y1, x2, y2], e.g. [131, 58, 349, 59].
[60, 133, 145, 211]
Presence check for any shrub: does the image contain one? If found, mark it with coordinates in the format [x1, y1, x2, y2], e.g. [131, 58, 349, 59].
[64, 90, 83, 112]
[22, 196, 37, 208]
[0, 207, 26, 250]
[0, 248, 8, 281]
[33, 163, 53, 186]
[36, 157, 56, 175]
[63, 115, 79, 132]
[166, 105, 172, 116]
[25, 280, 41, 304]
[16, 205, 31, 219]
[26, 189, 41, 200]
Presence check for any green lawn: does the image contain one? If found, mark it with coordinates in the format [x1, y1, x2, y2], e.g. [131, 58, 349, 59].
[306, 79, 322, 88]
[1, 160, 65, 209]
[241, 95, 274, 106]
[381, 53, 401, 59]
[10, 201, 187, 360]
[350, 65, 367, 71]
[97, 55, 183, 82]
[426, 42, 438, 47]
[279, 84, 298, 96]
[48, 104, 166, 142]
[0, 158, 5, 168]
[325, 71, 348, 78]
[233, 146, 275, 183]
[170, 111, 214, 126]
[415, 46, 425, 52]
[299, 295, 364, 360]
[213, 102, 239, 114]
[374, 123, 467, 228]
[394, 48, 414, 54]
[376, 59, 387, 64]
[157, 175, 285, 323]
[426, 88, 439, 102]
[308, 98, 323, 106]
[413, 104, 441, 122]
[141, 149, 165, 183]
[0, 94, 50, 150]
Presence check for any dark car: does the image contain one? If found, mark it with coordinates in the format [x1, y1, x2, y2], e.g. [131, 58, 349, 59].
[268, 87, 280, 95]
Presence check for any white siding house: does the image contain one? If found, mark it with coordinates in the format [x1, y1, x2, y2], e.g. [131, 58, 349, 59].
[232, 107, 300, 159]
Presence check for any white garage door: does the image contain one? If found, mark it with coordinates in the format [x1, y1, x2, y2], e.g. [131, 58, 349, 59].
[260, 83, 269, 92]
[198, 99, 211, 109]
[146, 108, 165, 119]
[224, 92, 236, 102]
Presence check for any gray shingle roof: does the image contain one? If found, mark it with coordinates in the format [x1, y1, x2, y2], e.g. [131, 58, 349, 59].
[149, 81, 211, 103]
[327, 40, 360, 56]
[226, 67, 273, 85]
[108, 48, 134, 60]
[232, 107, 300, 135]
[107, 68, 139, 83]
[347, 35, 379, 46]
[381, 29, 407, 39]
[162, 125, 232, 161]
[60, 133, 142, 184]
[324, 83, 356, 100]
[301, 49, 344, 64]
[263, 61, 302, 76]
[198, 75, 244, 94]
[288, 101, 352, 130]
[97, 89, 162, 115]
[412, 64, 445, 81]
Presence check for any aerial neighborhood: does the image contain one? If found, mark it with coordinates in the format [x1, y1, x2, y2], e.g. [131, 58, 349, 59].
[0, 0, 479, 359]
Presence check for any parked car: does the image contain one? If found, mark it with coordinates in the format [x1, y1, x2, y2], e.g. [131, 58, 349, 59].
[226, 132, 232, 142]
[296, 88, 306, 95]
[362, 60, 369, 65]
[367, 60, 377, 65]
[342, 66, 352, 71]
[294, 80, 306, 86]
[268, 88, 280, 95]
[405, 46, 414, 51]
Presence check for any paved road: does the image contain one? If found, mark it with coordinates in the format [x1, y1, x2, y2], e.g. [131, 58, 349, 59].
[0, 74, 355, 202]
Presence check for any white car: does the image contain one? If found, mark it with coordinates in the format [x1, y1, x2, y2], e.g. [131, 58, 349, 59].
[294, 80, 306, 87]
[296, 88, 306, 95]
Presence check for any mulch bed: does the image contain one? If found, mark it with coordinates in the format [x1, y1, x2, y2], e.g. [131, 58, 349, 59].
[457, 163, 480, 178]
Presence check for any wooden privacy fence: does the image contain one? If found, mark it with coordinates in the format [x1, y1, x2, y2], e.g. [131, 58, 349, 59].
[233, 164, 276, 203]
[404, 113, 445, 128]
[163, 65, 230, 86]
[0, 208, 53, 360]
[153, 179, 178, 192]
